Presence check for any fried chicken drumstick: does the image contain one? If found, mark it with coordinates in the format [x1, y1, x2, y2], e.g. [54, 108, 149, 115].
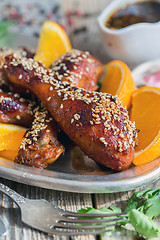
[4, 50, 137, 171]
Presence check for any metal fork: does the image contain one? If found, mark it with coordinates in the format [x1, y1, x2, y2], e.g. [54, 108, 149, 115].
[0, 182, 127, 236]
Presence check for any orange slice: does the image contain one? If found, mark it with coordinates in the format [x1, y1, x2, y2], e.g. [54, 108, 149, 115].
[0, 123, 26, 151]
[130, 86, 160, 165]
[0, 150, 19, 161]
[100, 60, 136, 108]
[34, 20, 72, 68]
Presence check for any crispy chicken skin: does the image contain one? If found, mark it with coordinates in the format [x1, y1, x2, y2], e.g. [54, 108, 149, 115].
[0, 92, 35, 127]
[15, 106, 64, 168]
[4, 51, 138, 171]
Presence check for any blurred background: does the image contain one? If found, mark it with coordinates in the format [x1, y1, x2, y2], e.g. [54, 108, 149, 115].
[1, 0, 159, 87]
[0, 0, 112, 63]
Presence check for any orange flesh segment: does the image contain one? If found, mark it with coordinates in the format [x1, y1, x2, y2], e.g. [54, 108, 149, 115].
[0, 150, 19, 161]
[130, 86, 160, 165]
[0, 123, 26, 151]
[100, 60, 136, 109]
[101, 64, 123, 95]
[34, 20, 72, 68]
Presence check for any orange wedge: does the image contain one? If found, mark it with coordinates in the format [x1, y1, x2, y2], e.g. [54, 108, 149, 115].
[100, 60, 136, 108]
[0, 150, 19, 161]
[34, 20, 72, 68]
[0, 123, 26, 151]
[130, 86, 160, 165]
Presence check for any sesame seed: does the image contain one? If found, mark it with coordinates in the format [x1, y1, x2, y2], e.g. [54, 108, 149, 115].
[73, 66, 77, 70]
[16, 115, 21, 120]
[19, 74, 22, 79]
[74, 113, 80, 120]
[0, 96, 12, 103]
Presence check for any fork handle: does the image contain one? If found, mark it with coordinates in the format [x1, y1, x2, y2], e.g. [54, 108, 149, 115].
[0, 182, 25, 206]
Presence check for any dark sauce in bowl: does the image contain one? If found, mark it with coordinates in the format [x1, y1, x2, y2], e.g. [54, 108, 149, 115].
[106, 1, 160, 30]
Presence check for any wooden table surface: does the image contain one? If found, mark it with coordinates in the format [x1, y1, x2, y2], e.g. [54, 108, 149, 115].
[0, 0, 160, 240]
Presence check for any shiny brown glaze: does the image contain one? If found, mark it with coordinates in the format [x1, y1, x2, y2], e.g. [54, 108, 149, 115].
[13, 50, 103, 168]
[16, 106, 64, 168]
[4, 52, 138, 171]
[0, 49, 65, 168]
[3, 50, 103, 168]
[0, 48, 34, 94]
[50, 49, 103, 91]
[0, 92, 35, 127]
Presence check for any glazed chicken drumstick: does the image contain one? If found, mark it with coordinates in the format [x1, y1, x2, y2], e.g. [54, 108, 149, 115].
[0, 90, 64, 167]
[0, 48, 65, 167]
[4, 51, 137, 171]
[5, 50, 104, 168]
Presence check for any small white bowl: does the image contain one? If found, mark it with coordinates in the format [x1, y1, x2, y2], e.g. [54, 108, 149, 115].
[98, 0, 160, 67]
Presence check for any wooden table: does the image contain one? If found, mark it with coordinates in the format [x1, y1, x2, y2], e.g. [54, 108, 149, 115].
[1, 177, 160, 240]
[0, 0, 160, 239]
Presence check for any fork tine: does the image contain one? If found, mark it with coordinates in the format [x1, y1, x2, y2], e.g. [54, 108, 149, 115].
[55, 222, 117, 230]
[46, 228, 114, 236]
[59, 216, 124, 224]
[62, 211, 127, 218]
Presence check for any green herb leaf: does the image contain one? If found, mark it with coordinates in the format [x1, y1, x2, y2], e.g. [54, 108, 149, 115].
[0, 21, 12, 37]
[125, 188, 160, 219]
[77, 206, 124, 236]
[124, 189, 149, 212]
[77, 188, 160, 238]
[129, 209, 160, 239]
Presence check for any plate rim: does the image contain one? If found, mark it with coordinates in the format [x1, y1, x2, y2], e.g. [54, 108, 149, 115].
[0, 157, 160, 193]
